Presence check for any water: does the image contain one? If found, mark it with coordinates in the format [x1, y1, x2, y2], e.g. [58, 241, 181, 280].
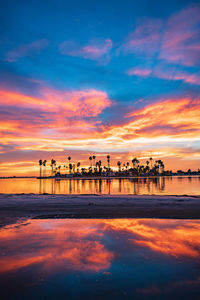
[0, 176, 199, 195]
[0, 218, 200, 300]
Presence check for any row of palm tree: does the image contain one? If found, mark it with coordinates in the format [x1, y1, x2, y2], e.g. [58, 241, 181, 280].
[38, 155, 165, 178]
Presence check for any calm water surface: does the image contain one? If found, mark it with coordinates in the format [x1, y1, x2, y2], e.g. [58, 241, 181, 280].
[0, 218, 200, 300]
[0, 176, 199, 195]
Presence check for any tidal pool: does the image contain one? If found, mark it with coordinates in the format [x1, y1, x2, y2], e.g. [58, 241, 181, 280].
[0, 218, 200, 299]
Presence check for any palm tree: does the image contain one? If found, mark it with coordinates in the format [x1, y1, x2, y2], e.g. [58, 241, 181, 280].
[117, 161, 121, 172]
[43, 160, 47, 177]
[107, 155, 110, 170]
[77, 162, 80, 173]
[69, 163, 72, 175]
[95, 161, 99, 172]
[39, 160, 42, 177]
[98, 160, 102, 173]
[139, 165, 144, 174]
[68, 156, 71, 174]
[50, 159, 56, 176]
[132, 158, 138, 169]
[160, 162, 164, 173]
[92, 155, 96, 171]
[89, 156, 92, 168]
[149, 157, 153, 169]
[58, 165, 61, 175]
[126, 162, 129, 171]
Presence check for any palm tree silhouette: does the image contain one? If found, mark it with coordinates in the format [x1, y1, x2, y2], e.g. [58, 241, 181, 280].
[117, 161, 121, 172]
[39, 160, 42, 177]
[68, 156, 71, 174]
[149, 157, 153, 169]
[43, 160, 47, 177]
[69, 163, 72, 175]
[107, 155, 110, 170]
[89, 156, 92, 168]
[126, 162, 129, 171]
[50, 159, 56, 176]
[132, 158, 138, 169]
[98, 160, 102, 173]
[92, 155, 96, 171]
[77, 162, 80, 173]
[58, 165, 61, 175]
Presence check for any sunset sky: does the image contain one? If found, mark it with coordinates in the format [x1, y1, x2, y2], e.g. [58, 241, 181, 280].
[0, 0, 200, 175]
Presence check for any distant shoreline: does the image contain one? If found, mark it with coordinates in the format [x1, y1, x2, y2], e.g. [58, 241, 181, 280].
[0, 174, 200, 180]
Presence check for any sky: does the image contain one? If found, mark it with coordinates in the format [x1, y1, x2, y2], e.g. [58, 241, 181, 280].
[0, 0, 200, 175]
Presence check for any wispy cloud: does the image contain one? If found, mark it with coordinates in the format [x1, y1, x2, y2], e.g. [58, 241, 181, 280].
[6, 39, 49, 62]
[59, 39, 112, 64]
[120, 4, 200, 67]
[127, 68, 152, 77]
[127, 66, 200, 86]
[119, 18, 162, 57]
[160, 5, 200, 66]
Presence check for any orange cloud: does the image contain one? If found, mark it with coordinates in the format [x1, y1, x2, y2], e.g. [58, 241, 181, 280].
[0, 220, 113, 273]
[103, 219, 200, 257]
[0, 88, 111, 117]
[0, 218, 199, 276]
[0, 86, 200, 175]
[106, 97, 200, 140]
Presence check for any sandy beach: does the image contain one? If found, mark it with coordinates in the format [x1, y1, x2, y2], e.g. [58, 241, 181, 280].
[0, 194, 200, 228]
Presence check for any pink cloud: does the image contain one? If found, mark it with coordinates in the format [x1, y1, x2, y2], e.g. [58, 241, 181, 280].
[120, 19, 162, 56]
[155, 69, 200, 86]
[127, 68, 152, 77]
[127, 66, 200, 86]
[59, 39, 112, 62]
[6, 39, 49, 62]
[121, 4, 200, 67]
[160, 5, 200, 66]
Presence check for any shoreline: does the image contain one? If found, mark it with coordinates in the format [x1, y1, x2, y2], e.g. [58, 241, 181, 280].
[0, 194, 200, 228]
[0, 175, 200, 180]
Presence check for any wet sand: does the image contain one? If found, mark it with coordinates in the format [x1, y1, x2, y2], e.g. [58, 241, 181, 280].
[0, 194, 200, 228]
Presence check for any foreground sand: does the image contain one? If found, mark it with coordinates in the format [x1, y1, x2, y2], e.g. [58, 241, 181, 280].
[0, 194, 200, 228]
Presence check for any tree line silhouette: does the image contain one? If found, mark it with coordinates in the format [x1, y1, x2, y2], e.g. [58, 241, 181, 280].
[38, 155, 166, 178]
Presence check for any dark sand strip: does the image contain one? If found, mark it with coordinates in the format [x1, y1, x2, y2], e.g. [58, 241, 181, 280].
[0, 194, 200, 228]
